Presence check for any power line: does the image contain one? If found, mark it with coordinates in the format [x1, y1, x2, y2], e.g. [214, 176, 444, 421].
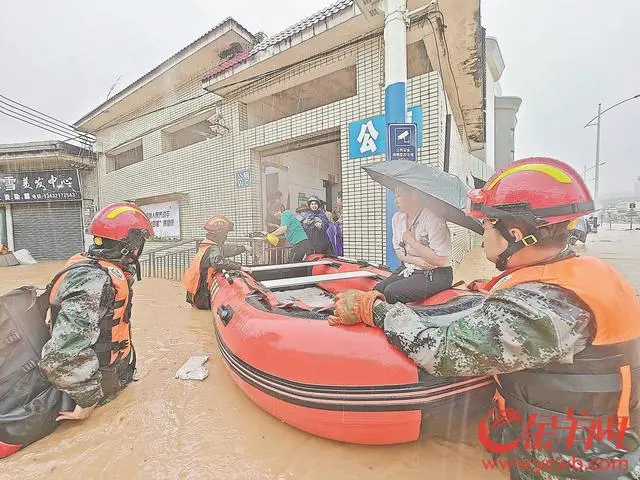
[100, 91, 213, 130]
[426, 11, 470, 142]
[423, 13, 448, 116]
[0, 107, 87, 141]
[0, 99, 80, 138]
[0, 106, 82, 140]
[0, 94, 89, 136]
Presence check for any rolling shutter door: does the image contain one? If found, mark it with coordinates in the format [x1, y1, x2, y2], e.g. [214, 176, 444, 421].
[12, 201, 84, 260]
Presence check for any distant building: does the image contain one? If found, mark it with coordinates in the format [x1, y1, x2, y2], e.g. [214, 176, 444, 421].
[0, 141, 97, 259]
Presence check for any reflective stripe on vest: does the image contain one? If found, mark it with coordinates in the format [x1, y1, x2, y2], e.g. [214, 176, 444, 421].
[49, 253, 132, 365]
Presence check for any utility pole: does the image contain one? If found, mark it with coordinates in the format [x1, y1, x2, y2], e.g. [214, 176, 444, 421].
[594, 103, 602, 203]
[585, 94, 640, 204]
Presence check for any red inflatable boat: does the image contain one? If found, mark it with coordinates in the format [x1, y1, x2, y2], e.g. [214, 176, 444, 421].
[210, 255, 494, 445]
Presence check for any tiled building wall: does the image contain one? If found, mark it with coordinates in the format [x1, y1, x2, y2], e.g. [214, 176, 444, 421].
[435, 79, 494, 264]
[95, 36, 487, 264]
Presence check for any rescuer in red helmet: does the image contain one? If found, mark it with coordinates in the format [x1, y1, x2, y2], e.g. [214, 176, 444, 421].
[327, 158, 640, 479]
[183, 214, 252, 309]
[38, 202, 154, 422]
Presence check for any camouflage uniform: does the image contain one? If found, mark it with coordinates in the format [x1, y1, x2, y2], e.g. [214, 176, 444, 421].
[206, 242, 246, 271]
[370, 251, 640, 480]
[39, 263, 135, 409]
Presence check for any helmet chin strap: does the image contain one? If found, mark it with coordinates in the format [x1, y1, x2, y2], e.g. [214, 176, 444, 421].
[493, 220, 549, 271]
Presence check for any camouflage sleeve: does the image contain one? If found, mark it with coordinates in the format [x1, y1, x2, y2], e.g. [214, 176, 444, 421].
[221, 243, 246, 258]
[39, 267, 112, 407]
[373, 282, 595, 377]
[208, 244, 241, 271]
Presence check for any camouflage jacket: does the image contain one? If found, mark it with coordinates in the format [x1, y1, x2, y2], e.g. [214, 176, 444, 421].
[373, 281, 594, 377]
[371, 278, 607, 480]
[206, 243, 246, 271]
[39, 262, 135, 408]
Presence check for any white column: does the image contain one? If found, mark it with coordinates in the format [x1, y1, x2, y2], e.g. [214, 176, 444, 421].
[5, 203, 15, 251]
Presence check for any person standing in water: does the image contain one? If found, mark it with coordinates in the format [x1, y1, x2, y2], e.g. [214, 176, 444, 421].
[374, 186, 453, 303]
[183, 215, 251, 309]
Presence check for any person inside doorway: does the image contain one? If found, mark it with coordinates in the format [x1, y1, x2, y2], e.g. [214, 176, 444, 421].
[327, 191, 344, 256]
[374, 186, 453, 303]
[332, 190, 343, 225]
[265, 191, 283, 233]
[268, 201, 313, 262]
[302, 195, 332, 254]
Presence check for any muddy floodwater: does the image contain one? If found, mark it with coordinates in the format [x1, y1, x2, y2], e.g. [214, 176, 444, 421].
[7, 226, 637, 480]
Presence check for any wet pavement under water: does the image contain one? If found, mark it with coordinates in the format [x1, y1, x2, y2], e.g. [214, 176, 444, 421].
[2, 226, 638, 479]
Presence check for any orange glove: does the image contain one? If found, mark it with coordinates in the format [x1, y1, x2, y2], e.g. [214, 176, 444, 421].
[328, 289, 385, 327]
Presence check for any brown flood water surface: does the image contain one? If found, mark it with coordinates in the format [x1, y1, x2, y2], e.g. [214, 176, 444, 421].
[1, 252, 507, 480]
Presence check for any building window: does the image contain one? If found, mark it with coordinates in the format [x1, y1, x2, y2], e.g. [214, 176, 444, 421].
[163, 120, 212, 152]
[161, 106, 223, 153]
[245, 64, 357, 129]
[106, 140, 143, 171]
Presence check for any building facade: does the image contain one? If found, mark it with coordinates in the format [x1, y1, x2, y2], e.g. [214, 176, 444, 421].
[74, 1, 520, 265]
[0, 141, 98, 260]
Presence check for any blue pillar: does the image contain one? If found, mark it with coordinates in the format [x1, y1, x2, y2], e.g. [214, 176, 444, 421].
[383, 0, 408, 269]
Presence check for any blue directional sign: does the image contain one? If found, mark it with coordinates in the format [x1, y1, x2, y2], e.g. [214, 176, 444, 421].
[235, 170, 251, 188]
[348, 106, 423, 160]
[387, 123, 417, 161]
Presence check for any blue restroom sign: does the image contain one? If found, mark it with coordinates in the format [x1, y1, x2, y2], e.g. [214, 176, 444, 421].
[235, 170, 251, 188]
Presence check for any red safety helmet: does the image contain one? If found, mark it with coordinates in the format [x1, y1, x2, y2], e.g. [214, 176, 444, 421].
[466, 157, 594, 270]
[89, 202, 154, 242]
[204, 214, 234, 233]
[467, 157, 594, 226]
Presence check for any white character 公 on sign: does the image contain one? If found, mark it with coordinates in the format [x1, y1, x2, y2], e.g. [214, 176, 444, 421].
[357, 120, 379, 154]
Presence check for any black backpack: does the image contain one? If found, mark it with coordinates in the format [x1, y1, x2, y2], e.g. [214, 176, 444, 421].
[0, 263, 95, 451]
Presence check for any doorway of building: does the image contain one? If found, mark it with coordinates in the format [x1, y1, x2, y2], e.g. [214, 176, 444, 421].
[259, 133, 341, 227]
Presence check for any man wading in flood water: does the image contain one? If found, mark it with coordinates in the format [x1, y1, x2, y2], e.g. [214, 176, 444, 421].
[0, 202, 155, 457]
[328, 158, 640, 480]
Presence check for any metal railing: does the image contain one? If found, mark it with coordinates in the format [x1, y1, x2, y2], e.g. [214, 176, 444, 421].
[139, 235, 292, 281]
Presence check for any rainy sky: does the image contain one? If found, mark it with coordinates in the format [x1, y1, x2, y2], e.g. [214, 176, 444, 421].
[0, 0, 638, 197]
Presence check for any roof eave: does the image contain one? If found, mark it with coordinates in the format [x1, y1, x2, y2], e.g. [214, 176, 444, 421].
[202, 0, 359, 90]
[74, 17, 254, 131]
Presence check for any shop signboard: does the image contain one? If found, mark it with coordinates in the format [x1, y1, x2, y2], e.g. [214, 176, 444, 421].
[139, 200, 181, 240]
[0, 169, 81, 203]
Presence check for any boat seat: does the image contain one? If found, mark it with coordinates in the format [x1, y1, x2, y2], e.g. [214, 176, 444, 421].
[261, 271, 378, 289]
[245, 260, 334, 273]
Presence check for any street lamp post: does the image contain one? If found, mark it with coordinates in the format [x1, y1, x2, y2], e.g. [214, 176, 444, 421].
[594, 103, 602, 201]
[585, 94, 640, 203]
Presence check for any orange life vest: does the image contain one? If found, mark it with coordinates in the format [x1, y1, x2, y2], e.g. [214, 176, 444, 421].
[183, 240, 214, 309]
[487, 255, 640, 474]
[49, 253, 132, 365]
